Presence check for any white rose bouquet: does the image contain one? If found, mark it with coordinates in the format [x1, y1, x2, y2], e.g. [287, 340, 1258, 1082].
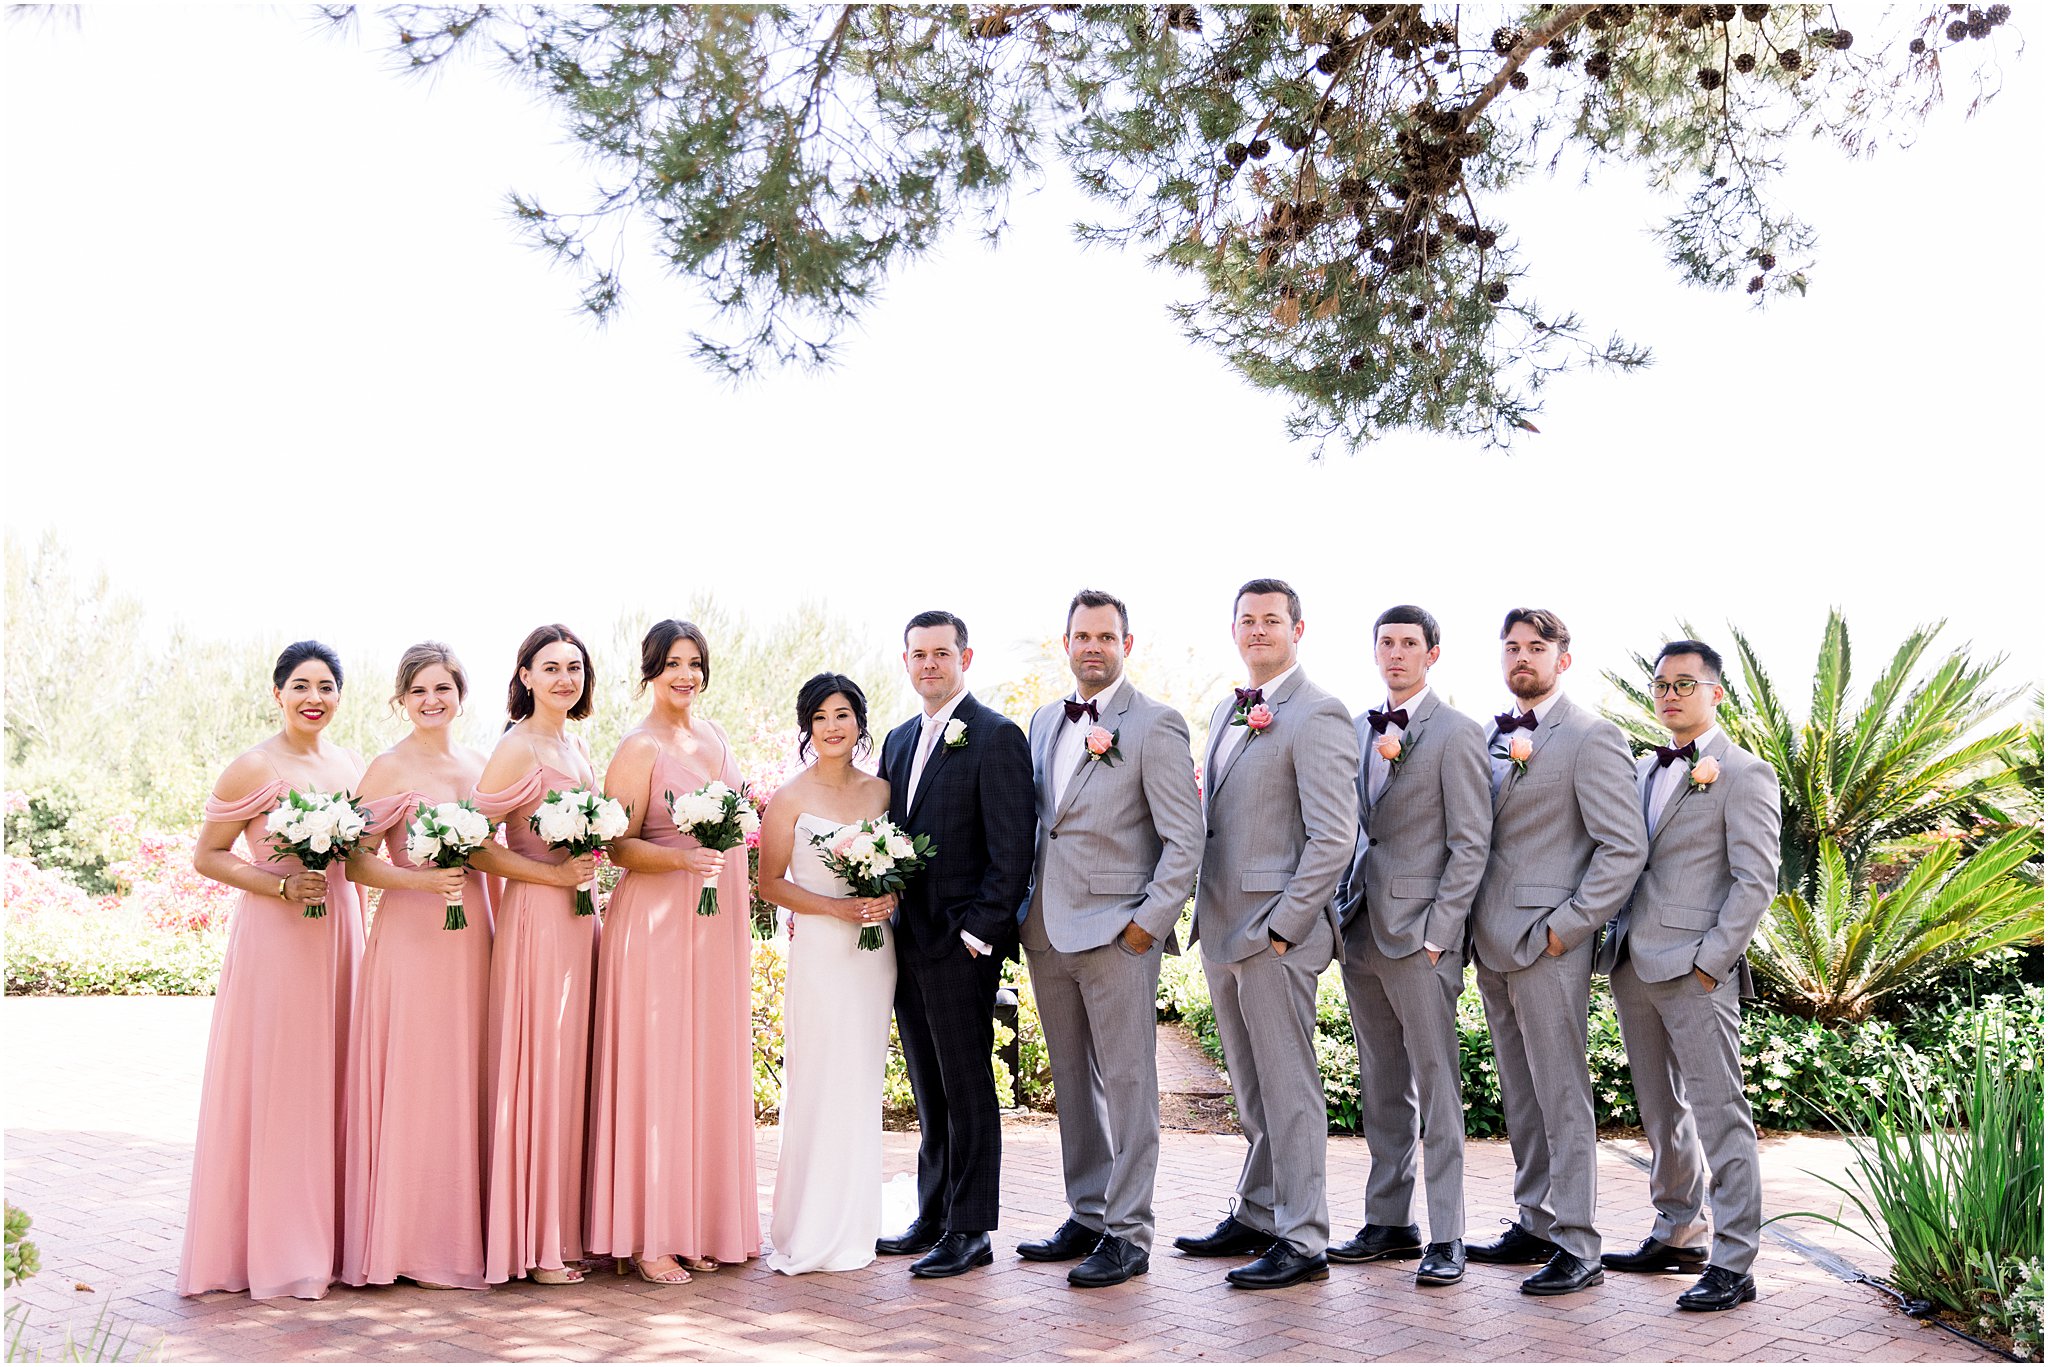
[530, 787, 630, 915]
[809, 818, 936, 951]
[667, 781, 760, 917]
[264, 789, 372, 919]
[407, 799, 498, 930]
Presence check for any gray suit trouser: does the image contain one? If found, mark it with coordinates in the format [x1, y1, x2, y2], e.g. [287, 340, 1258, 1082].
[1474, 938, 1600, 1260]
[1610, 953, 1762, 1273]
[1202, 917, 1333, 1256]
[1024, 938, 1165, 1253]
[1338, 928, 1466, 1241]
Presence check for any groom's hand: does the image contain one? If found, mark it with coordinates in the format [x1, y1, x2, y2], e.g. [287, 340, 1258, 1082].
[1120, 922, 1155, 954]
[1269, 933, 1291, 956]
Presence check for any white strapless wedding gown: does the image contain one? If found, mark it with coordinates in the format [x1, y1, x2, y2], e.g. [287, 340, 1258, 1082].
[763, 813, 901, 1274]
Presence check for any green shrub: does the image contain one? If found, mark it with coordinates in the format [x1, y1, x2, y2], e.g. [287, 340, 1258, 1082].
[3, 788, 116, 896]
[4, 1204, 38, 1288]
[5, 906, 224, 996]
[1784, 1016, 2043, 1355]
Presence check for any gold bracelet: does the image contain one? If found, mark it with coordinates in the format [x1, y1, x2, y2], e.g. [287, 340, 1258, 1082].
[276, 876, 288, 900]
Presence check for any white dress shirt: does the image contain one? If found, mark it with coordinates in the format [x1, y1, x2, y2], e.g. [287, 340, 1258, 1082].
[1051, 674, 1127, 813]
[1645, 725, 1719, 834]
[905, 687, 992, 957]
[1211, 662, 1299, 778]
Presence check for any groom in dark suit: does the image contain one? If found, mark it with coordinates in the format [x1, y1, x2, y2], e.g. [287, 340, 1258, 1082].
[876, 609, 1036, 1278]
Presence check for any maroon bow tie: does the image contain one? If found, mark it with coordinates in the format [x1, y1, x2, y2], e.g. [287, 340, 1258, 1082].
[1494, 710, 1539, 734]
[1653, 741, 1698, 769]
[1367, 707, 1409, 734]
[1063, 698, 1098, 724]
[1235, 687, 1264, 708]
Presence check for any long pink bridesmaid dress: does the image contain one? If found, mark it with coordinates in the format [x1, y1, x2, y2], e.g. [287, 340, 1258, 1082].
[475, 762, 599, 1283]
[177, 779, 365, 1300]
[338, 792, 495, 1289]
[585, 742, 761, 1268]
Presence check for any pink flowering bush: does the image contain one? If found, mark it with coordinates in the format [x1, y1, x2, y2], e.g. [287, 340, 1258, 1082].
[108, 828, 239, 935]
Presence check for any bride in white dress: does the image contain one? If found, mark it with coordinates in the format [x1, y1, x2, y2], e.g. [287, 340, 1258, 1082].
[754, 674, 901, 1274]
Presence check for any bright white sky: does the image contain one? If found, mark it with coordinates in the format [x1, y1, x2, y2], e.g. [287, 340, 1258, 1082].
[4, 8, 2042, 730]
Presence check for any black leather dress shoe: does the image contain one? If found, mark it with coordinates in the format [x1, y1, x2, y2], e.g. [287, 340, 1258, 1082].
[1464, 1222, 1561, 1265]
[1017, 1218, 1101, 1263]
[1519, 1249, 1605, 1296]
[876, 1219, 943, 1256]
[1414, 1239, 1465, 1286]
[1224, 1240, 1330, 1289]
[1677, 1265, 1758, 1311]
[1602, 1235, 1709, 1274]
[1326, 1223, 1423, 1264]
[1068, 1234, 1149, 1288]
[910, 1231, 994, 1278]
[1173, 1214, 1271, 1258]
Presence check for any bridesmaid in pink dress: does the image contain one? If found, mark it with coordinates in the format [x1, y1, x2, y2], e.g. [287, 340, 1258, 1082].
[474, 624, 603, 1286]
[178, 640, 367, 1300]
[339, 643, 496, 1291]
[586, 620, 761, 1283]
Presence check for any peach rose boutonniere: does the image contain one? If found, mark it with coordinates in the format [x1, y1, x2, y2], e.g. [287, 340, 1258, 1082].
[1688, 753, 1721, 793]
[1083, 725, 1122, 767]
[1376, 727, 1424, 770]
[1492, 733, 1534, 776]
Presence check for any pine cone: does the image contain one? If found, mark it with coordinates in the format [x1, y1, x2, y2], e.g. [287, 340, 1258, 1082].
[1491, 26, 1524, 54]
[1908, 37, 1927, 53]
[1830, 28, 1853, 48]
[1456, 223, 1479, 244]
[1248, 138, 1272, 159]
[1165, 4, 1202, 33]
[1476, 228, 1498, 249]
[1741, 3, 1769, 19]
[1988, 4, 2011, 23]
[1408, 303, 1427, 320]
[1509, 70, 1529, 89]
[1758, 251, 1776, 268]
[1714, 3, 1737, 19]
[1485, 280, 1508, 302]
[1585, 50, 1614, 79]
[1226, 142, 1249, 165]
[1347, 353, 1367, 372]
[1946, 19, 1968, 40]
[1546, 44, 1576, 66]
[1778, 47, 1800, 68]
[1279, 126, 1309, 152]
[1746, 275, 1765, 293]
[1734, 51, 1757, 72]
[1698, 67, 1723, 89]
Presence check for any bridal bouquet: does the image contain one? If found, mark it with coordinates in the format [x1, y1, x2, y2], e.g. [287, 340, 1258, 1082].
[531, 788, 630, 915]
[407, 799, 497, 930]
[668, 781, 760, 917]
[264, 789, 371, 919]
[809, 819, 935, 951]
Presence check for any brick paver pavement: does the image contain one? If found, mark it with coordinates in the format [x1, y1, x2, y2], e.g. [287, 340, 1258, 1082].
[2, 997, 1992, 1363]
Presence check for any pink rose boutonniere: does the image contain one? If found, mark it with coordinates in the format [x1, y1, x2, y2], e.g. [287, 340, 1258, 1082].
[1688, 753, 1721, 792]
[1231, 701, 1275, 743]
[1083, 725, 1122, 767]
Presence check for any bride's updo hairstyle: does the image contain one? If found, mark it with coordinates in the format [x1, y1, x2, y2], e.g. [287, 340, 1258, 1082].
[795, 673, 871, 762]
[637, 619, 713, 693]
[273, 639, 344, 691]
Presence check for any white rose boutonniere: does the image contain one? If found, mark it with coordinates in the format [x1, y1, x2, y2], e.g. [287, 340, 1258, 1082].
[942, 718, 968, 750]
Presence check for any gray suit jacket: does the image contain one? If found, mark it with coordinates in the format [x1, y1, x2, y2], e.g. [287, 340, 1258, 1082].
[1192, 668, 1359, 964]
[1596, 731, 1781, 985]
[1023, 682, 1204, 954]
[1471, 694, 1648, 974]
[1339, 693, 1492, 959]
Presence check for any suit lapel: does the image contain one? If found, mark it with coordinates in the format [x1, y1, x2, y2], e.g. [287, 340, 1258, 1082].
[1031, 707, 1061, 824]
[1494, 694, 1570, 814]
[1202, 698, 1231, 817]
[1373, 691, 1436, 811]
[1053, 684, 1130, 825]
[1649, 730, 1722, 849]
[1211, 669, 1304, 803]
[907, 696, 969, 824]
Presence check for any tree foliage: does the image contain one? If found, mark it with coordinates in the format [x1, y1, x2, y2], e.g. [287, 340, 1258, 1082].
[330, 2, 2017, 447]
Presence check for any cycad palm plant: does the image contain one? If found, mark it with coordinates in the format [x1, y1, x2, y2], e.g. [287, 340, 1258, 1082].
[1605, 611, 2029, 898]
[1751, 832, 2042, 1022]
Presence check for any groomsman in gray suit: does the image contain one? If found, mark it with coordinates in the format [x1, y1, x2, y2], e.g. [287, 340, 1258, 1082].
[1467, 608, 1647, 1295]
[1017, 589, 1203, 1288]
[1331, 605, 1491, 1287]
[1173, 578, 1358, 1290]
[1596, 639, 1780, 1312]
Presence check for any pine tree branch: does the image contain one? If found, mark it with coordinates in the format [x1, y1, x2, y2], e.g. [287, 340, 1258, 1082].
[1459, 5, 1597, 130]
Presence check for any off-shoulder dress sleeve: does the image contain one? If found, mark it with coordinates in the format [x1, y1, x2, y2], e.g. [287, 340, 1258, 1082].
[473, 768, 546, 822]
[203, 778, 289, 825]
[360, 792, 425, 837]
